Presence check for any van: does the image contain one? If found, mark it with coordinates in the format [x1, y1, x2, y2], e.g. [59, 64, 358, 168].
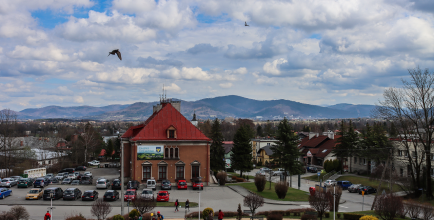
[43, 187, 63, 200]
[146, 179, 156, 191]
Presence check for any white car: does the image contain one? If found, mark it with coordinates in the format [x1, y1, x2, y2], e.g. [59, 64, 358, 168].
[96, 179, 110, 189]
[68, 173, 76, 180]
[141, 189, 154, 200]
[88, 160, 100, 166]
[324, 180, 337, 187]
[272, 170, 285, 176]
[55, 174, 64, 180]
[84, 172, 92, 177]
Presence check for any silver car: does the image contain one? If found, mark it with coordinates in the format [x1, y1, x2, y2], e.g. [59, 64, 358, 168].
[96, 179, 110, 189]
[141, 189, 154, 200]
[62, 178, 72, 185]
[55, 174, 64, 180]
[324, 179, 337, 187]
[0, 178, 17, 188]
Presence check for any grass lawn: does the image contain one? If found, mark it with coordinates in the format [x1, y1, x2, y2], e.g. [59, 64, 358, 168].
[302, 173, 325, 182]
[335, 175, 401, 192]
[235, 182, 309, 201]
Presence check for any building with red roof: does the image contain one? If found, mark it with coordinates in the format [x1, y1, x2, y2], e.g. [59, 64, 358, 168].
[121, 99, 211, 185]
[298, 132, 340, 167]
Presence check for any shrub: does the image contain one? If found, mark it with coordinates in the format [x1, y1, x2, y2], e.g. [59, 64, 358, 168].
[337, 213, 341, 218]
[301, 214, 317, 220]
[112, 215, 125, 220]
[232, 175, 237, 180]
[254, 175, 266, 192]
[374, 193, 403, 220]
[9, 205, 30, 220]
[404, 200, 422, 219]
[247, 176, 250, 180]
[360, 215, 379, 220]
[267, 214, 283, 220]
[420, 203, 434, 220]
[269, 211, 285, 216]
[274, 181, 288, 199]
[216, 172, 227, 185]
[65, 214, 86, 220]
[324, 212, 330, 218]
[203, 207, 214, 220]
[142, 213, 153, 220]
[256, 211, 269, 216]
[236, 177, 244, 182]
[185, 211, 250, 218]
[257, 161, 262, 166]
[343, 213, 365, 220]
[129, 209, 140, 219]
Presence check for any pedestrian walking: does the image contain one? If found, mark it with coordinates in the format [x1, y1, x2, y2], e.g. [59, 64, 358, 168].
[185, 199, 190, 211]
[175, 199, 179, 212]
[44, 211, 51, 220]
[157, 211, 164, 220]
[218, 210, 224, 220]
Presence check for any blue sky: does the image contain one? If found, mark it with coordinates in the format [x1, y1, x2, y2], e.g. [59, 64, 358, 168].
[1, 0, 434, 111]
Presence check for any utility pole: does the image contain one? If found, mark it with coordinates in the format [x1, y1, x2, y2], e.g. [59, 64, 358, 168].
[121, 141, 124, 215]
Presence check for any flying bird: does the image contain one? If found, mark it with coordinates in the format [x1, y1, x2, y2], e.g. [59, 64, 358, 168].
[108, 49, 122, 60]
[245, 21, 249, 26]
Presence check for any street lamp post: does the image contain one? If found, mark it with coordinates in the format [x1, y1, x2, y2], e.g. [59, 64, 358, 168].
[47, 192, 56, 220]
[198, 191, 201, 220]
[121, 141, 124, 215]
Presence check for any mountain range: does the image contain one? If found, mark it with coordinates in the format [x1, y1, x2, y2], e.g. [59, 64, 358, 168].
[8, 95, 377, 120]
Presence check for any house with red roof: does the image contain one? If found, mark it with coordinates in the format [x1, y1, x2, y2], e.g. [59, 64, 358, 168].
[121, 99, 211, 185]
[298, 132, 340, 167]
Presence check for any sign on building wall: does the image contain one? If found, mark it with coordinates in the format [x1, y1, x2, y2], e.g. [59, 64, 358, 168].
[225, 158, 231, 168]
[137, 145, 164, 160]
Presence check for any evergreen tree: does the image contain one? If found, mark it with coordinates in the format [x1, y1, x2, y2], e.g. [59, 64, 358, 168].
[333, 120, 359, 172]
[263, 121, 274, 137]
[271, 118, 303, 175]
[231, 125, 253, 177]
[359, 123, 391, 174]
[256, 125, 263, 137]
[210, 119, 225, 173]
[105, 139, 114, 160]
[389, 122, 398, 137]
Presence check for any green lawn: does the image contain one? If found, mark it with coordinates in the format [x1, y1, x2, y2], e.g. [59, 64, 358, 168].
[302, 173, 325, 182]
[235, 182, 309, 201]
[335, 175, 401, 192]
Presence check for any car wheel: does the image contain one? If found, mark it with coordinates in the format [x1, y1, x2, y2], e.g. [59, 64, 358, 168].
[2, 195, 4, 199]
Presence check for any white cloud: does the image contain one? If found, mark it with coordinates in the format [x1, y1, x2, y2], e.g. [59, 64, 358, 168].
[9, 44, 71, 61]
[233, 67, 248, 74]
[165, 83, 184, 93]
[74, 96, 84, 103]
[92, 67, 159, 84]
[112, 0, 156, 14]
[263, 58, 288, 75]
[219, 82, 233, 88]
[180, 67, 211, 81]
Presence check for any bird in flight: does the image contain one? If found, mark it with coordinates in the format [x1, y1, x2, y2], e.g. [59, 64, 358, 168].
[108, 49, 122, 60]
[245, 21, 249, 26]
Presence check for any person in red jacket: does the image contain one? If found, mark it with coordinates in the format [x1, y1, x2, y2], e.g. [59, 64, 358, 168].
[44, 211, 51, 220]
[218, 210, 224, 220]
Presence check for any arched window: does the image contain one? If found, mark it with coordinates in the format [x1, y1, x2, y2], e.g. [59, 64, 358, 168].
[170, 148, 174, 158]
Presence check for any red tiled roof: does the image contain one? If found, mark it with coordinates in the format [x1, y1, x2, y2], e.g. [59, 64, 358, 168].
[122, 103, 210, 141]
[299, 135, 341, 158]
[99, 149, 115, 156]
[298, 135, 328, 149]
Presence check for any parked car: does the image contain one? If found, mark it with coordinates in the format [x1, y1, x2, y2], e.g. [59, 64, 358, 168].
[33, 178, 46, 188]
[26, 188, 43, 200]
[63, 188, 82, 200]
[62, 172, 69, 178]
[88, 160, 100, 166]
[50, 178, 59, 184]
[0, 178, 17, 188]
[124, 189, 137, 202]
[10, 176, 22, 181]
[84, 171, 92, 177]
[348, 184, 364, 193]
[127, 180, 140, 190]
[177, 180, 187, 190]
[43, 187, 63, 200]
[359, 186, 377, 195]
[75, 166, 87, 171]
[80, 176, 92, 185]
[59, 168, 75, 173]
[82, 190, 98, 201]
[112, 179, 121, 190]
[71, 180, 80, 185]
[260, 167, 272, 173]
[256, 171, 267, 176]
[62, 178, 72, 185]
[45, 173, 54, 179]
[337, 181, 353, 190]
[156, 191, 169, 202]
[43, 177, 51, 186]
[272, 170, 285, 176]
[68, 174, 76, 180]
[141, 189, 154, 200]
[161, 180, 171, 190]
[146, 179, 156, 191]
[192, 180, 203, 190]
[96, 179, 110, 189]
[324, 180, 337, 187]
[103, 190, 119, 201]
[76, 173, 84, 180]
[55, 174, 64, 180]
[18, 178, 33, 188]
[308, 167, 319, 173]
[0, 188, 12, 199]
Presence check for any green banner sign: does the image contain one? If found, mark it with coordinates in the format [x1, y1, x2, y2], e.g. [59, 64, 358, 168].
[137, 145, 164, 160]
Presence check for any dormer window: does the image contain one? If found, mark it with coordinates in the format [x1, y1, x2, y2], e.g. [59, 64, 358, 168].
[167, 126, 177, 139]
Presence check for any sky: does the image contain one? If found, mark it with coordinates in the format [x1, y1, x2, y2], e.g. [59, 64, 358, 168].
[1, 0, 434, 111]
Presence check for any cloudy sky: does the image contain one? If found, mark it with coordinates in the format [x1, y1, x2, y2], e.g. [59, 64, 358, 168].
[1, 0, 434, 111]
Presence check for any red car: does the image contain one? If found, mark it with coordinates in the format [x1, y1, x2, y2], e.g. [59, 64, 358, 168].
[177, 180, 187, 190]
[124, 189, 136, 202]
[192, 180, 203, 190]
[156, 191, 170, 202]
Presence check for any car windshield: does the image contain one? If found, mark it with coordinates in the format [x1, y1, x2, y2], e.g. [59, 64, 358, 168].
[64, 178, 70, 181]
[83, 192, 92, 196]
[105, 192, 113, 196]
[142, 191, 152, 194]
[195, 181, 202, 184]
[179, 182, 186, 185]
[1, 180, 8, 182]
[29, 190, 39, 193]
[147, 181, 154, 185]
[125, 191, 134, 195]
[97, 181, 105, 184]
[82, 177, 90, 180]
[72, 180, 79, 183]
[158, 193, 167, 196]
[65, 190, 74, 194]
[114, 181, 120, 184]
[19, 180, 26, 183]
[44, 190, 54, 194]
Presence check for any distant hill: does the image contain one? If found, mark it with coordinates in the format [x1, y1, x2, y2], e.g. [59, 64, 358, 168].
[9, 96, 377, 120]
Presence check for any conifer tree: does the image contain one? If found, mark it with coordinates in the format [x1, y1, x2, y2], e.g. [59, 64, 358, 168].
[231, 125, 253, 177]
[210, 119, 225, 173]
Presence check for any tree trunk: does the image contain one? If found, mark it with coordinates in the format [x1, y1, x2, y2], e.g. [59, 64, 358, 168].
[85, 147, 87, 163]
[350, 157, 352, 173]
[426, 151, 433, 200]
[290, 174, 292, 188]
[371, 155, 390, 210]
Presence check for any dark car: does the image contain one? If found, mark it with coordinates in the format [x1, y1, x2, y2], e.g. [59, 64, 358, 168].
[43, 178, 51, 187]
[348, 184, 363, 193]
[161, 180, 171, 190]
[76, 173, 84, 180]
[59, 168, 75, 173]
[18, 178, 33, 188]
[127, 180, 139, 190]
[103, 190, 119, 201]
[112, 179, 121, 190]
[50, 178, 59, 184]
[43, 187, 63, 200]
[33, 178, 46, 188]
[336, 181, 353, 190]
[80, 176, 93, 185]
[359, 186, 377, 195]
[63, 188, 82, 200]
[82, 190, 98, 201]
[75, 166, 87, 171]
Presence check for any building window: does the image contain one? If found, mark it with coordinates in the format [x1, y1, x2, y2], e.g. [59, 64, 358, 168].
[165, 148, 169, 158]
[176, 166, 184, 179]
[159, 166, 167, 180]
[175, 148, 179, 158]
[167, 126, 177, 139]
[400, 168, 404, 177]
[398, 150, 403, 156]
[143, 166, 151, 179]
[169, 130, 175, 138]
[192, 166, 199, 179]
[412, 151, 416, 158]
[170, 148, 174, 158]
[363, 158, 366, 165]
[359, 158, 362, 165]
[354, 157, 357, 163]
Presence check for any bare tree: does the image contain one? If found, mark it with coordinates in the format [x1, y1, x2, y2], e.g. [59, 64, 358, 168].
[0, 211, 14, 220]
[375, 67, 434, 199]
[9, 205, 30, 220]
[0, 109, 18, 177]
[132, 197, 156, 215]
[404, 200, 422, 219]
[243, 193, 264, 216]
[327, 186, 342, 213]
[374, 193, 403, 220]
[90, 199, 112, 220]
[309, 187, 331, 220]
[79, 123, 101, 163]
[421, 203, 434, 220]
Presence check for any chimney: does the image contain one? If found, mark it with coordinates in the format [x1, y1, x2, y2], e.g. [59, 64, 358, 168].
[309, 133, 316, 140]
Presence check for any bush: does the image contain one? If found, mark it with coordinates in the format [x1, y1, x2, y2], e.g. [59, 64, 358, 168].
[274, 181, 288, 199]
[236, 177, 244, 182]
[257, 161, 262, 166]
[360, 215, 379, 220]
[65, 215, 86, 220]
[267, 214, 283, 220]
[185, 211, 249, 218]
[374, 193, 403, 220]
[269, 211, 285, 216]
[256, 211, 269, 216]
[324, 212, 330, 218]
[301, 214, 317, 220]
[247, 176, 250, 180]
[142, 213, 153, 220]
[232, 176, 237, 180]
[203, 207, 214, 220]
[337, 213, 341, 218]
[216, 172, 227, 185]
[111, 215, 125, 220]
[254, 175, 266, 192]
[343, 213, 365, 220]
[129, 209, 140, 219]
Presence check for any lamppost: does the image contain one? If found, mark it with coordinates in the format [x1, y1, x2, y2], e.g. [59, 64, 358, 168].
[198, 191, 201, 220]
[121, 141, 124, 215]
[47, 192, 56, 220]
